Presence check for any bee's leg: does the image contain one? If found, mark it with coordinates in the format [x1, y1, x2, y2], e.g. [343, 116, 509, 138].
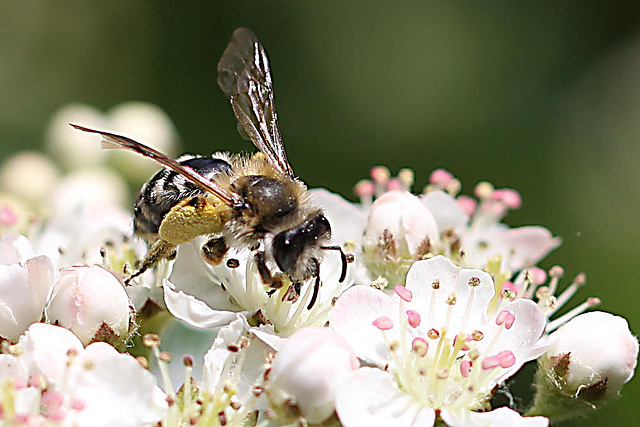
[255, 251, 273, 285]
[321, 245, 348, 283]
[307, 258, 321, 310]
[201, 236, 228, 266]
[126, 239, 176, 285]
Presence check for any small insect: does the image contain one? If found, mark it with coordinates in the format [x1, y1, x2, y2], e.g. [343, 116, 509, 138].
[71, 28, 347, 309]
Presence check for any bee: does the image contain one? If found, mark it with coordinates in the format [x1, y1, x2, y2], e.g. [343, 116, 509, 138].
[71, 28, 347, 309]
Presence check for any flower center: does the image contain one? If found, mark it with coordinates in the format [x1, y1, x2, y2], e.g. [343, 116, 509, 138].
[372, 284, 517, 411]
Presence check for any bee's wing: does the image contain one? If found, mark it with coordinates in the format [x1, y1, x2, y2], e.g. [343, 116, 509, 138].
[69, 124, 242, 207]
[217, 28, 294, 177]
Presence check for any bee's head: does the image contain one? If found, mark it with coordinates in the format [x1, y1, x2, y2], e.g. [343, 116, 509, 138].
[271, 213, 331, 281]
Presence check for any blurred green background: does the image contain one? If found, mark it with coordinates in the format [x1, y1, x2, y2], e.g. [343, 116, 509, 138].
[1, 1, 639, 425]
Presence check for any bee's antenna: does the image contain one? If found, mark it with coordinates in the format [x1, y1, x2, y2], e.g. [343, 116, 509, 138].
[321, 245, 347, 283]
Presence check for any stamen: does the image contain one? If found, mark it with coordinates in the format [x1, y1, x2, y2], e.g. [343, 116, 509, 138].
[143, 334, 174, 398]
[456, 195, 477, 217]
[552, 273, 587, 314]
[546, 297, 601, 332]
[406, 310, 421, 328]
[492, 188, 521, 210]
[398, 168, 414, 191]
[481, 356, 500, 370]
[460, 360, 472, 378]
[411, 337, 428, 357]
[474, 182, 494, 200]
[429, 169, 454, 189]
[370, 166, 391, 197]
[386, 178, 402, 191]
[497, 350, 516, 368]
[395, 286, 413, 302]
[373, 316, 394, 330]
[354, 179, 375, 207]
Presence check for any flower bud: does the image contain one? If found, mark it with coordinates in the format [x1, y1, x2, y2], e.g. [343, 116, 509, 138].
[529, 311, 638, 421]
[44, 103, 110, 171]
[106, 101, 180, 186]
[0, 151, 60, 208]
[267, 327, 360, 424]
[45, 266, 132, 347]
[0, 234, 54, 342]
[362, 191, 439, 286]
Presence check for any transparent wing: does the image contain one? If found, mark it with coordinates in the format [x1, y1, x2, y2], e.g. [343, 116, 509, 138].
[217, 27, 294, 177]
[69, 124, 242, 206]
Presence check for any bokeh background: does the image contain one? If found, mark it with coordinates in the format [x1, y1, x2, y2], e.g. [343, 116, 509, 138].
[1, 1, 639, 425]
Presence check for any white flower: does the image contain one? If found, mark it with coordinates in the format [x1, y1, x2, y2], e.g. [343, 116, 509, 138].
[0, 234, 54, 342]
[0, 151, 61, 207]
[310, 188, 370, 285]
[547, 311, 638, 396]
[529, 311, 638, 421]
[330, 256, 548, 426]
[1, 323, 166, 426]
[44, 101, 179, 182]
[163, 239, 353, 336]
[158, 316, 273, 426]
[45, 265, 133, 346]
[267, 327, 360, 423]
[312, 169, 560, 288]
[362, 191, 440, 285]
[441, 406, 549, 427]
[106, 101, 180, 185]
[421, 178, 561, 272]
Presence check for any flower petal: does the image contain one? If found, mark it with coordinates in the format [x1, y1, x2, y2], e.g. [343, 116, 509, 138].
[335, 367, 435, 427]
[163, 280, 242, 329]
[310, 188, 367, 245]
[330, 285, 397, 365]
[421, 191, 469, 231]
[478, 299, 547, 386]
[441, 407, 548, 427]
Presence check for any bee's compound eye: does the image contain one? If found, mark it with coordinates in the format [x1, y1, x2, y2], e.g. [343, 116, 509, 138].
[272, 214, 331, 277]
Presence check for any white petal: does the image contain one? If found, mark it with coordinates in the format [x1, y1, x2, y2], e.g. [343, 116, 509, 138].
[421, 191, 469, 231]
[335, 367, 435, 427]
[310, 188, 367, 245]
[250, 327, 286, 351]
[46, 266, 130, 345]
[18, 323, 84, 385]
[478, 299, 547, 386]
[330, 285, 397, 366]
[269, 328, 359, 423]
[405, 256, 495, 335]
[499, 226, 561, 270]
[163, 280, 241, 329]
[168, 242, 239, 312]
[0, 233, 35, 265]
[0, 255, 54, 341]
[201, 316, 246, 389]
[441, 407, 548, 427]
[71, 342, 167, 427]
[548, 311, 638, 397]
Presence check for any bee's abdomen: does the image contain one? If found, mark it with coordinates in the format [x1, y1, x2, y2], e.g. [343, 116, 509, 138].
[134, 156, 231, 240]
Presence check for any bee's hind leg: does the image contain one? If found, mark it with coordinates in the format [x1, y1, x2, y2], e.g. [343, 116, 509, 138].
[126, 239, 176, 285]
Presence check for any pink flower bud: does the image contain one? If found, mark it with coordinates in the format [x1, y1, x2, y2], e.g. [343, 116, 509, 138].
[0, 234, 54, 342]
[363, 191, 439, 260]
[546, 311, 638, 401]
[45, 266, 131, 346]
[268, 327, 359, 423]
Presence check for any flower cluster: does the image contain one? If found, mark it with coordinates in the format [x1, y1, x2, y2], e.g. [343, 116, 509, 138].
[0, 104, 637, 426]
